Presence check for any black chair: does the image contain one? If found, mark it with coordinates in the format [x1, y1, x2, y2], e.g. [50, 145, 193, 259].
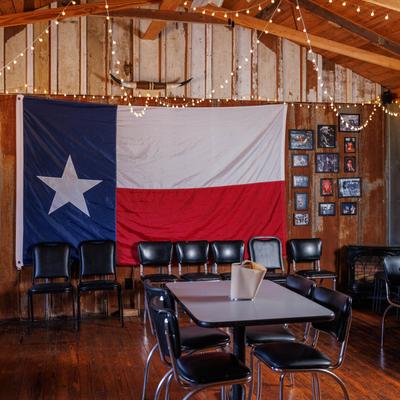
[141, 280, 230, 400]
[177, 241, 220, 281]
[150, 298, 251, 400]
[210, 240, 245, 280]
[381, 256, 400, 348]
[250, 287, 352, 400]
[77, 240, 123, 328]
[249, 236, 287, 285]
[288, 238, 337, 290]
[27, 242, 74, 322]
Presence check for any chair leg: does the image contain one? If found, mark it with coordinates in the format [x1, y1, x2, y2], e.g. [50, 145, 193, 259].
[332, 278, 336, 291]
[320, 370, 349, 400]
[256, 361, 262, 400]
[240, 384, 247, 400]
[154, 370, 173, 400]
[28, 292, 34, 322]
[141, 343, 159, 400]
[312, 373, 321, 400]
[279, 373, 285, 400]
[381, 304, 393, 348]
[118, 286, 124, 327]
[164, 372, 174, 400]
[77, 288, 81, 331]
[247, 351, 255, 400]
[71, 291, 76, 320]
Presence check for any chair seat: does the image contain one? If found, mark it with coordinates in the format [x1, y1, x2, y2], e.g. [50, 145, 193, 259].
[78, 280, 121, 292]
[254, 341, 332, 370]
[220, 272, 231, 280]
[296, 270, 336, 279]
[141, 273, 178, 282]
[264, 273, 287, 284]
[181, 326, 230, 350]
[176, 352, 251, 385]
[181, 273, 221, 281]
[29, 282, 73, 294]
[246, 325, 296, 345]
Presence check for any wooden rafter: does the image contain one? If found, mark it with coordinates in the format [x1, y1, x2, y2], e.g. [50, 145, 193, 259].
[362, 0, 400, 13]
[287, 0, 400, 56]
[140, 0, 181, 40]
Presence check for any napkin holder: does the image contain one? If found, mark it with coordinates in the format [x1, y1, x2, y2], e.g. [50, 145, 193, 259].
[230, 260, 266, 301]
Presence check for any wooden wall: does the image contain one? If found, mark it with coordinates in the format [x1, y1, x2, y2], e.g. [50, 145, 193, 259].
[0, 95, 386, 320]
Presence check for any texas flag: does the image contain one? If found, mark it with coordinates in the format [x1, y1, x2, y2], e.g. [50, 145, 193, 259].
[16, 96, 287, 267]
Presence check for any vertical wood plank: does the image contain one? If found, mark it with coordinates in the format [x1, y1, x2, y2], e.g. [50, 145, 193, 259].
[132, 19, 140, 83]
[0, 28, 4, 92]
[33, 21, 50, 94]
[138, 20, 159, 84]
[251, 30, 258, 100]
[276, 37, 283, 101]
[282, 39, 300, 102]
[190, 24, 206, 99]
[205, 24, 212, 99]
[235, 26, 251, 100]
[306, 50, 317, 102]
[322, 58, 335, 102]
[50, 1, 58, 94]
[352, 72, 365, 103]
[26, 25, 33, 93]
[80, 0, 87, 95]
[346, 68, 353, 103]
[4, 27, 26, 93]
[257, 38, 276, 101]
[334, 64, 347, 103]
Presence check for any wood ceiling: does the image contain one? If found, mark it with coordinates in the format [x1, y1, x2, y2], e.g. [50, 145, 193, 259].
[1, 0, 400, 95]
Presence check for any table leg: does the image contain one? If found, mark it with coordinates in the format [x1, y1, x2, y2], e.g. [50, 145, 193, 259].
[232, 326, 246, 400]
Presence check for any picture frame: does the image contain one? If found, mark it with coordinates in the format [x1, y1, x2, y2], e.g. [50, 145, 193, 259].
[293, 213, 310, 226]
[320, 178, 334, 196]
[344, 137, 356, 153]
[293, 175, 309, 188]
[341, 202, 357, 215]
[338, 177, 362, 198]
[315, 153, 339, 173]
[289, 130, 314, 150]
[318, 202, 336, 216]
[344, 156, 356, 173]
[317, 125, 336, 148]
[292, 154, 310, 167]
[294, 192, 308, 211]
[339, 113, 361, 132]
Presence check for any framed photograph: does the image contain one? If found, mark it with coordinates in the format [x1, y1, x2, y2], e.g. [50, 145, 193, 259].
[339, 113, 361, 132]
[293, 175, 309, 188]
[344, 156, 356, 173]
[289, 130, 314, 150]
[317, 125, 336, 148]
[320, 178, 334, 196]
[315, 153, 339, 173]
[338, 177, 362, 198]
[341, 202, 357, 215]
[295, 192, 308, 211]
[319, 202, 336, 216]
[292, 154, 309, 167]
[344, 137, 356, 153]
[293, 213, 310, 226]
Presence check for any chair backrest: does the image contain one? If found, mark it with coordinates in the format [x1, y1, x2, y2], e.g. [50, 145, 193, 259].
[312, 287, 352, 344]
[150, 297, 182, 364]
[383, 256, 400, 288]
[249, 236, 284, 271]
[138, 241, 173, 266]
[211, 240, 245, 264]
[286, 274, 315, 298]
[32, 242, 71, 281]
[79, 240, 116, 278]
[288, 238, 322, 265]
[176, 241, 209, 264]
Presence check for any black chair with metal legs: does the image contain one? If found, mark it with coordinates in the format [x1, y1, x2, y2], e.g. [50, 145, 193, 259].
[27, 242, 74, 323]
[381, 256, 400, 348]
[77, 240, 123, 329]
[151, 298, 251, 400]
[249, 236, 287, 285]
[288, 238, 337, 290]
[177, 241, 221, 281]
[210, 240, 245, 280]
[141, 279, 230, 400]
[249, 287, 352, 400]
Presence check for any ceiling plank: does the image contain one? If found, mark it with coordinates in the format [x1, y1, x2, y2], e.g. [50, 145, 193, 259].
[362, 0, 400, 13]
[200, 7, 400, 71]
[140, 0, 182, 40]
[12, 0, 25, 13]
[287, 0, 400, 56]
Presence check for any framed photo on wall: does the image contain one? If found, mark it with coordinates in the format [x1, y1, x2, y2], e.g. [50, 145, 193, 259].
[338, 177, 362, 198]
[293, 213, 310, 226]
[293, 175, 309, 188]
[344, 137, 356, 153]
[318, 202, 336, 216]
[339, 113, 361, 132]
[315, 153, 339, 173]
[317, 125, 336, 148]
[320, 178, 334, 196]
[344, 156, 356, 173]
[341, 202, 357, 215]
[289, 130, 314, 150]
[292, 154, 309, 167]
[295, 192, 308, 211]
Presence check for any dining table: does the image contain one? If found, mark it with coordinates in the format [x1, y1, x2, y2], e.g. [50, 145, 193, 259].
[166, 279, 335, 400]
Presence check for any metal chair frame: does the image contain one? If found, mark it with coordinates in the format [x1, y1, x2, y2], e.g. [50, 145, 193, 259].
[249, 236, 286, 273]
[380, 281, 400, 348]
[210, 240, 245, 275]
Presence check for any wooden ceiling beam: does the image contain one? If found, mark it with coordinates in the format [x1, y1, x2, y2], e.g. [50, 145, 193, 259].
[287, 0, 400, 56]
[362, 0, 400, 13]
[140, 0, 182, 40]
[200, 7, 400, 71]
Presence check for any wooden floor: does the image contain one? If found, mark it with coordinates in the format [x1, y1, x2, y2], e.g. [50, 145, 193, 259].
[0, 309, 399, 400]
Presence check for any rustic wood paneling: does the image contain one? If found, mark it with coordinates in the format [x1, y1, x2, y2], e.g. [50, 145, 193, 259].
[4, 27, 26, 93]
[33, 21, 49, 93]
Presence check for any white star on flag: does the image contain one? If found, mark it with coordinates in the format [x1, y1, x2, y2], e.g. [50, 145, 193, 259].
[37, 155, 102, 216]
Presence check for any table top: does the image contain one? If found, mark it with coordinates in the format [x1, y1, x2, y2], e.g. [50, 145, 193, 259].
[167, 280, 334, 328]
